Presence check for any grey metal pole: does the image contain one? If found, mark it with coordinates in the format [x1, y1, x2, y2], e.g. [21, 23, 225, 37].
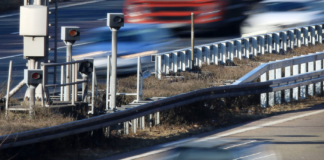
[71, 63, 75, 105]
[106, 55, 111, 110]
[29, 85, 36, 118]
[5, 61, 12, 118]
[82, 73, 88, 102]
[137, 56, 141, 102]
[53, 0, 58, 85]
[191, 13, 195, 70]
[74, 63, 78, 101]
[110, 29, 118, 110]
[64, 42, 73, 101]
[60, 65, 64, 101]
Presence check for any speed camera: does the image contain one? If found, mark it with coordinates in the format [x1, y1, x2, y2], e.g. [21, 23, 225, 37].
[61, 26, 80, 41]
[107, 13, 124, 29]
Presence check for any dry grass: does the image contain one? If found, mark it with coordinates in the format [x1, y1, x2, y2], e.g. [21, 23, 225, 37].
[0, 108, 74, 136]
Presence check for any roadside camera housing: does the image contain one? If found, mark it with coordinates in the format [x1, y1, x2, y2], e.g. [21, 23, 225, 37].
[24, 69, 43, 85]
[61, 26, 80, 41]
[107, 13, 124, 29]
[79, 59, 94, 74]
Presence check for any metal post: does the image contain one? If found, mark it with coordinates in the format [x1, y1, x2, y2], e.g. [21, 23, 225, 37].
[268, 69, 274, 106]
[124, 121, 129, 135]
[54, 0, 58, 85]
[64, 42, 73, 101]
[275, 67, 282, 104]
[60, 65, 64, 101]
[106, 55, 111, 110]
[29, 85, 36, 118]
[308, 61, 314, 96]
[82, 73, 88, 102]
[5, 61, 13, 117]
[191, 13, 195, 69]
[260, 72, 267, 108]
[132, 119, 137, 133]
[110, 29, 118, 110]
[74, 63, 78, 101]
[300, 62, 306, 99]
[137, 57, 142, 102]
[90, 67, 96, 114]
[71, 63, 75, 105]
[285, 66, 291, 102]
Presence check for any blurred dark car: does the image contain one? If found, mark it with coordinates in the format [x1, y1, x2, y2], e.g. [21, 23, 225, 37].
[71, 23, 177, 75]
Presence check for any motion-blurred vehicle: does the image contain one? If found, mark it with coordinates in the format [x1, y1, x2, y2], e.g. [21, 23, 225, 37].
[241, 0, 324, 37]
[156, 139, 281, 160]
[123, 0, 259, 35]
[72, 24, 177, 75]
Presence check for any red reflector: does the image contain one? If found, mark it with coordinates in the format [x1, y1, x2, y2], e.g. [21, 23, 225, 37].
[69, 30, 78, 37]
[32, 73, 40, 79]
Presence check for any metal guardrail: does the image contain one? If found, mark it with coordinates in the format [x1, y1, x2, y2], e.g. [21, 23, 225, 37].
[3, 24, 324, 149]
[152, 22, 324, 79]
[2, 50, 324, 148]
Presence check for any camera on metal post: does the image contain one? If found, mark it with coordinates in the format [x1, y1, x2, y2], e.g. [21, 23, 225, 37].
[24, 69, 43, 86]
[107, 13, 124, 30]
[79, 59, 94, 74]
[61, 26, 80, 42]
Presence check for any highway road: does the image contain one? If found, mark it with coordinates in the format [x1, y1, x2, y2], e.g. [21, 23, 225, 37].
[104, 104, 324, 160]
[0, 0, 238, 98]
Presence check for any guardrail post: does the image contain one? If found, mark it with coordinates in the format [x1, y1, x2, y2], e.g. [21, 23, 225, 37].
[197, 47, 202, 67]
[308, 60, 314, 96]
[235, 40, 242, 59]
[267, 34, 272, 54]
[302, 27, 309, 46]
[149, 114, 153, 128]
[189, 49, 193, 70]
[244, 38, 249, 59]
[260, 71, 267, 108]
[315, 60, 321, 95]
[251, 37, 257, 57]
[180, 51, 186, 71]
[140, 116, 145, 130]
[259, 36, 265, 55]
[155, 55, 158, 78]
[158, 55, 162, 80]
[285, 66, 291, 103]
[227, 42, 233, 62]
[292, 63, 299, 100]
[275, 65, 281, 104]
[220, 43, 226, 64]
[155, 112, 160, 125]
[162, 55, 166, 75]
[288, 30, 294, 49]
[137, 57, 142, 102]
[317, 25, 322, 44]
[131, 118, 137, 133]
[173, 52, 178, 73]
[295, 29, 302, 47]
[124, 121, 129, 135]
[300, 61, 307, 99]
[165, 54, 170, 75]
[268, 69, 275, 106]
[205, 46, 211, 65]
[310, 26, 316, 45]
[281, 32, 287, 53]
[213, 44, 219, 64]
[274, 33, 280, 53]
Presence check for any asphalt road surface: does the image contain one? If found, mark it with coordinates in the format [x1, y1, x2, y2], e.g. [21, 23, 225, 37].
[104, 104, 324, 160]
[0, 0, 238, 98]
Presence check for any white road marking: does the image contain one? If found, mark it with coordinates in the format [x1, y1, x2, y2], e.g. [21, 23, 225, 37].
[0, 0, 105, 19]
[196, 109, 324, 142]
[251, 153, 275, 160]
[119, 109, 324, 160]
[0, 54, 23, 60]
[11, 32, 19, 34]
[97, 18, 107, 21]
[233, 152, 262, 160]
[223, 140, 256, 149]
